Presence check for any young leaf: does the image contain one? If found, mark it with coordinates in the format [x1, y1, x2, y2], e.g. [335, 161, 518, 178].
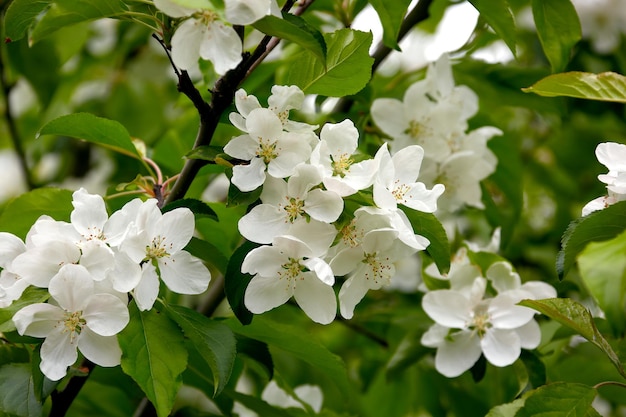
[253, 13, 326, 64]
[224, 241, 259, 325]
[577, 230, 626, 335]
[227, 316, 350, 396]
[29, 0, 129, 43]
[0, 188, 73, 239]
[4, 0, 52, 42]
[118, 302, 188, 417]
[37, 113, 141, 159]
[519, 298, 626, 378]
[523, 71, 626, 102]
[163, 304, 236, 396]
[0, 364, 42, 417]
[368, 0, 412, 50]
[184, 237, 229, 274]
[514, 382, 599, 417]
[283, 28, 374, 97]
[556, 200, 626, 279]
[400, 207, 450, 274]
[531, 0, 581, 73]
[0, 287, 49, 333]
[467, 0, 517, 57]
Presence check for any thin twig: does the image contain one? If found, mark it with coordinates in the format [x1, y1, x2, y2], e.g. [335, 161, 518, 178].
[0, 37, 35, 190]
[49, 360, 96, 417]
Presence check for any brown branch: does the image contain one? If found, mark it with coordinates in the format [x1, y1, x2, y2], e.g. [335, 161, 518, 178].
[49, 360, 96, 417]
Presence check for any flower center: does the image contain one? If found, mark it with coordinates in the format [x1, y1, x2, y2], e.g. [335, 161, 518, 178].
[278, 257, 305, 290]
[63, 311, 86, 342]
[331, 153, 353, 177]
[469, 307, 492, 338]
[196, 10, 218, 26]
[256, 138, 278, 164]
[362, 252, 392, 286]
[83, 226, 106, 241]
[406, 120, 423, 139]
[340, 221, 361, 248]
[146, 235, 171, 259]
[283, 197, 305, 223]
[391, 180, 412, 203]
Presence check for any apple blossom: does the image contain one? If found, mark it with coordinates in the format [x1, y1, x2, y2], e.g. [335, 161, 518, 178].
[12, 264, 129, 381]
[583, 142, 626, 215]
[0, 232, 29, 308]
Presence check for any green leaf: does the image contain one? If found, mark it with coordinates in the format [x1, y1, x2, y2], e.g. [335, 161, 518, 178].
[4, 0, 52, 41]
[531, 0, 581, 73]
[163, 304, 236, 396]
[514, 382, 599, 417]
[184, 237, 229, 274]
[185, 146, 228, 163]
[38, 113, 141, 158]
[227, 316, 350, 396]
[253, 13, 326, 64]
[523, 71, 626, 102]
[519, 298, 626, 378]
[0, 188, 73, 239]
[0, 364, 42, 417]
[400, 207, 450, 274]
[0, 346, 29, 367]
[30, 0, 128, 43]
[119, 302, 188, 417]
[224, 241, 260, 325]
[485, 398, 525, 417]
[577, 229, 626, 335]
[283, 28, 374, 97]
[161, 198, 218, 221]
[0, 287, 49, 333]
[367, 0, 412, 50]
[468, 0, 517, 57]
[556, 200, 626, 279]
[224, 391, 294, 417]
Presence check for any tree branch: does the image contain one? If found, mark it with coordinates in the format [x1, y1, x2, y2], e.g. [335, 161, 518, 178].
[49, 360, 96, 417]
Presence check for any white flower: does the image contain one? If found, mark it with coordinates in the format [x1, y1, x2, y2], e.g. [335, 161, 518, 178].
[12, 264, 129, 381]
[373, 143, 445, 213]
[224, 108, 314, 191]
[421, 277, 537, 377]
[238, 164, 343, 244]
[582, 142, 626, 215]
[261, 381, 323, 413]
[242, 229, 337, 324]
[371, 55, 477, 161]
[154, 0, 273, 74]
[572, 0, 626, 53]
[310, 120, 377, 197]
[121, 200, 211, 310]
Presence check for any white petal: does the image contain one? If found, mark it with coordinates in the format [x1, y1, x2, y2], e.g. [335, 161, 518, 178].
[421, 290, 471, 328]
[596, 142, 626, 173]
[0, 232, 25, 267]
[108, 251, 142, 293]
[392, 145, 424, 184]
[304, 189, 343, 223]
[225, 0, 271, 25]
[159, 251, 211, 294]
[319, 119, 359, 156]
[420, 323, 449, 347]
[244, 274, 292, 314]
[481, 328, 520, 367]
[401, 182, 445, 213]
[302, 257, 334, 285]
[231, 158, 267, 192]
[268, 85, 305, 113]
[71, 188, 108, 239]
[11, 241, 81, 287]
[49, 264, 95, 312]
[330, 247, 364, 277]
[238, 204, 289, 244]
[338, 274, 370, 319]
[171, 18, 205, 70]
[12, 303, 64, 337]
[133, 263, 160, 311]
[489, 295, 535, 329]
[79, 241, 115, 281]
[486, 261, 521, 293]
[157, 207, 195, 252]
[516, 319, 542, 349]
[434, 330, 482, 378]
[78, 327, 122, 367]
[294, 272, 336, 324]
[154, 0, 195, 17]
[234, 88, 261, 118]
[40, 330, 78, 381]
[241, 245, 285, 276]
[199, 22, 242, 75]
[224, 134, 259, 160]
[83, 294, 130, 336]
[371, 98, 407, 138]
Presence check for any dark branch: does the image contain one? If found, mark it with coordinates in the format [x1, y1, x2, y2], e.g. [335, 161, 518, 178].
[49, 359, 96, 417]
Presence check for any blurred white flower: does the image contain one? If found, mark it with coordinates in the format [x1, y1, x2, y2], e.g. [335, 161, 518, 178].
[582, 142, 626, 215]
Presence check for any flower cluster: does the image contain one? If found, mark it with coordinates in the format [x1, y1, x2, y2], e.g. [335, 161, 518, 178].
[420, 248, 556, 377]
[371, 54, 501, 211]
[0, 189, 211, 380]
[154, 0, 279, 74]
[582, 141, 626, 215]
[571, 0, 626, 54]
[224, 85, 445, 324]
